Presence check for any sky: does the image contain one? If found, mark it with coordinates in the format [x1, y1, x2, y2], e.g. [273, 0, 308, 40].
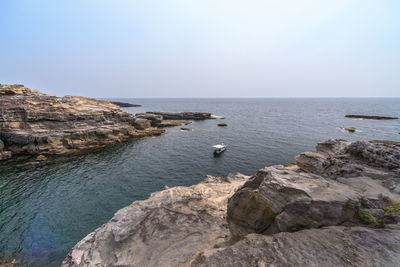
[1, 0, 399, 98]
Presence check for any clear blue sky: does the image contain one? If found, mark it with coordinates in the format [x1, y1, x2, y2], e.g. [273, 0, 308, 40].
[1, 0, 399, 97]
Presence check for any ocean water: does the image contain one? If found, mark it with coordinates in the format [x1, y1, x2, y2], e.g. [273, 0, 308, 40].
[0, 98, 399, 266]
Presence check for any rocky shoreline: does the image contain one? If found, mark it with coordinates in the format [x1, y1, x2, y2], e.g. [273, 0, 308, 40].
[63, 139, 400, 266]
[0, 84, 212, 162]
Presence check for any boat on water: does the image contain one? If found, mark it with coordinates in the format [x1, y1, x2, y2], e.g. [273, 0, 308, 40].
[213, 144, 227, 154]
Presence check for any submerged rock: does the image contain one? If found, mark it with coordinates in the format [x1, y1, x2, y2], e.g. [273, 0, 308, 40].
[217, 123, 228, 127]
[0, 84, 164, 160]
[345, 127, 356, 133]
[63, 140, 400, 266]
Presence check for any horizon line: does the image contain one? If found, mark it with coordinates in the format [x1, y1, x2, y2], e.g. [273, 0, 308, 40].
[100, 96, 400, 99]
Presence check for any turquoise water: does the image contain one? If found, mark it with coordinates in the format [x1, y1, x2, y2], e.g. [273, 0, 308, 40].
[1, 98, 399, 266]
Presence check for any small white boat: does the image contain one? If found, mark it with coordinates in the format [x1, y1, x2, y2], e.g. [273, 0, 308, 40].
[213, 144, 227, 154]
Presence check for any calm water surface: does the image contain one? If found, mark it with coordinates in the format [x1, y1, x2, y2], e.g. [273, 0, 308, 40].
[1, 98, 399, 266]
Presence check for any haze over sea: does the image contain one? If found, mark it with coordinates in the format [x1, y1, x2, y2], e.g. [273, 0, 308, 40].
[0, 98, 399, 266]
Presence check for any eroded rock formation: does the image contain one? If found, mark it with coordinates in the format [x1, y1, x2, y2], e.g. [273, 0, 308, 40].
[0, 84, 164, 160]
[63, 139, 400, 267]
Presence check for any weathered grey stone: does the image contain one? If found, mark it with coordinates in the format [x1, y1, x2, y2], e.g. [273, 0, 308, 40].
[296, 139, 400, 180]
[194, 226, 400, 267]
[62, 173, 250, 267]
[227, 166, 363, 237]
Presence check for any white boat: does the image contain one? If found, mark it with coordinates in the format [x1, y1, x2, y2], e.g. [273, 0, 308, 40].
[213, 144, 227, 154]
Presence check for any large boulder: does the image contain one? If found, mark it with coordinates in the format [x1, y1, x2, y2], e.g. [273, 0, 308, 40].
[227, 166, 363, 237]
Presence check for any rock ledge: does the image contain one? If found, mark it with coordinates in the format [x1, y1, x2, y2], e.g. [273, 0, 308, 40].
[0, 84, 163, 160]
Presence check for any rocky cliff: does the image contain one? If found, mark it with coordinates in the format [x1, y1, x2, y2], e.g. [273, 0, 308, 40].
[63, 139, 400, 267]
[0, 84, 164, 161]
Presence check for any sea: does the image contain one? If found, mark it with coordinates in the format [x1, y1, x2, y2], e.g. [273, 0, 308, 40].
[1, 98, 399, 266]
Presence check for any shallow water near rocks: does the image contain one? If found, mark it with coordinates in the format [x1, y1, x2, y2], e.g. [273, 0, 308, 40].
[1, 98, 399, 266]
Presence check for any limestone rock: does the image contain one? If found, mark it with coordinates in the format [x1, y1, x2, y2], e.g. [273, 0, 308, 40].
[227, 166, 363, 237]
[295, 139, 400, 179]
[62, 173, 249, 267]
[0, 84, 164, 160]
[194, 226, 400, 267]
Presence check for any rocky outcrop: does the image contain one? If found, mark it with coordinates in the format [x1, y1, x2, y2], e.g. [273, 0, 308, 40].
[227, 166, 363, 237]
[109, 101, 141, 107]
[146, 112, 212, 120]
[64, 140, 400, 266]
[345, 114, 398, 120]
[62, 173, 250, 267]
[0, 84, 164, 160]
[295, 139, 400, 179]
